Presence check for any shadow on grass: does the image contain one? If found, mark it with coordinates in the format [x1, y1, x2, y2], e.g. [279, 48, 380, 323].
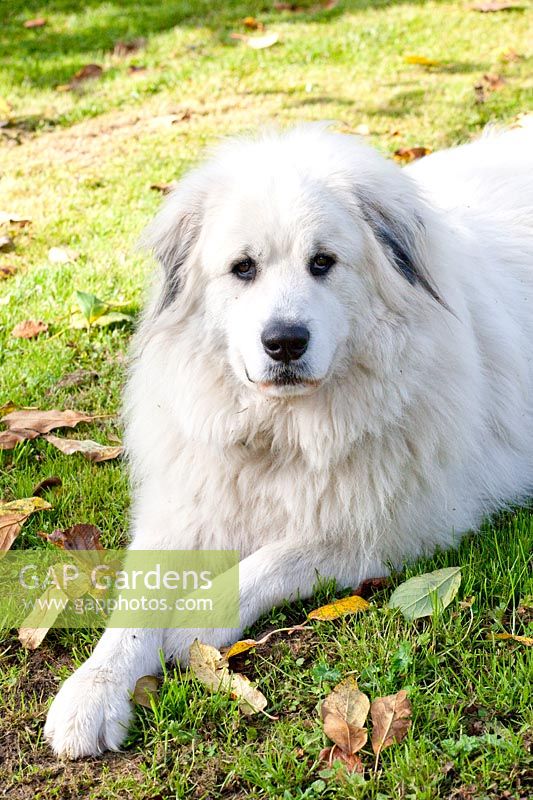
[1, 0, 486, 90]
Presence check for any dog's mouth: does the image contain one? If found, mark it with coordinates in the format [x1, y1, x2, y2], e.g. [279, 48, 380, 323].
[246, 364, 323, 395]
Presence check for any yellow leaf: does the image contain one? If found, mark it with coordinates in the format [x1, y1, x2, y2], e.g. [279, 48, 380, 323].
[225, 638, 259, 658]
[189, 640, 267, 715]
[133, 675, 159, 707]
[308, 595, 370, 620]
[493, 633, 533, 646]
[404, 54, 440, 66]
[0, 497, 51, 553]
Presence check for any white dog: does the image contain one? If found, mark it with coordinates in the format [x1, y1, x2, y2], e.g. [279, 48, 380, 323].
[45, 122, 533, 758]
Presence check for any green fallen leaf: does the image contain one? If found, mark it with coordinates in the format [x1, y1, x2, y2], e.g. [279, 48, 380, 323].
[76, 290, 109, 325]
[388, 566, 461, 620]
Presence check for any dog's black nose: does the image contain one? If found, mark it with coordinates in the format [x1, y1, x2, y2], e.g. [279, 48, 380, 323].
[261, 322, 310, 362]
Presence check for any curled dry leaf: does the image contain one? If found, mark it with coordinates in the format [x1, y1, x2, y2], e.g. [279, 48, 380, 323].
[393, 146, 432, 163]
[44, 434, 123, 463]
[388, 566, 461, 620]
[150, 182, 177, 194]
[319, 745, 364, 774]
[321, 676, 370, 754]
[492, 632, 533, 646]
[66, 64, 103, 90]
[352, 575, 390, 599]
[0, 264, 17, 279]
[133, 675, 159, 707]
[308, 594, 370, 620]
[370, 689, 412, 756]
[0, 211, 31, 226]
[11, 320, 48, 339]
[189, 639, 267, 715]
[31, 476, 62, 497]
[2, 408, 96, 435]
[0, 497, 51, 552]
[23, 17, 47, 28]
[113, 38, 146, 57]
[0, 429, 39, 450]
[38, 523, 103, 550]
[230, 32, 279, 49]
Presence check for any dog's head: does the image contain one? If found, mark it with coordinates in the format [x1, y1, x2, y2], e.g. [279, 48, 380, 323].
[143, 125, 445, 400]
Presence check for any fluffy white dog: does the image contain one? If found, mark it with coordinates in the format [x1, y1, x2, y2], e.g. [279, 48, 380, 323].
[45, 122, 533, 758]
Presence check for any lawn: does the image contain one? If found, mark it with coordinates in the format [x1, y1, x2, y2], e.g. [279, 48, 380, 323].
[0, 0, 532, 798]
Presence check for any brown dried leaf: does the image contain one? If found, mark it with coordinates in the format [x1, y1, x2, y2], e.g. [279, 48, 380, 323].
[2, 408, 95, 434]
[23, 17, 47, 28]
[150, 181, 177, 194]
[243, 17, 265, 30]
[11, 320, 48, 339]
[393, 146, 432, 163]
[18, 585, 68, 649]
[0, 211, 31, 226]
[0, 429, 39, 450]
[319, 745, 364, 774]
[113, 37, 146, 57]
[352, 575, 390, 599]
[0, 264, 17, 279]
[370, 689, 412, 755]
[321, 676, 370, 753]
[38, 523, 103, 550]
[308, 594, 370, 620]
[0, 497, 51, 552]
[133, 675, 159, 707]
[474, 73, 506, 103]
[44, 434, 123, 462]
[471, 1, 523, 10]
[31, 476, 62, 497]
[70, 64, 103, 85]
[492, 632, 533, 646]
[189, 640, 267, 715]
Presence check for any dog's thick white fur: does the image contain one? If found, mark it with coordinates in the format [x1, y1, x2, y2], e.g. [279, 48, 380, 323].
[45, 122, 533, 758]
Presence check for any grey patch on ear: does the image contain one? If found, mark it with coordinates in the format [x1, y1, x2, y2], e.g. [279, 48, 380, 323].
[358, 193, 448, 310]
[141, 195, 204, 315]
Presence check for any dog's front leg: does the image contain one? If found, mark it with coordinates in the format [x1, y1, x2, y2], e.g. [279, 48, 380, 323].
[164, 538, 380, 663]
[44, 625, 163, 758]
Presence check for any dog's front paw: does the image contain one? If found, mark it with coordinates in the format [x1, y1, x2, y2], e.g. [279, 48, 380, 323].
[45, 663, 133, 758]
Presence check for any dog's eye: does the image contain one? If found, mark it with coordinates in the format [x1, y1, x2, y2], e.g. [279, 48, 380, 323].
[231, 257, 257, 281]
[310, 252, 336, 277]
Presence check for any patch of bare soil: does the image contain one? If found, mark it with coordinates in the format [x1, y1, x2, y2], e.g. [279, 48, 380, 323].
[0, 637, 145, 800]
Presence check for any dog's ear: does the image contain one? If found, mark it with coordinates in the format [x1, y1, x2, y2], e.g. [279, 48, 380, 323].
[357, 189, 447, 309]
[141, 180, 205, 314]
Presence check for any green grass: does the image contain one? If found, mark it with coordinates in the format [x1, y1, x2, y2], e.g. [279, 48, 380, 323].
[0, 1, 532, 798]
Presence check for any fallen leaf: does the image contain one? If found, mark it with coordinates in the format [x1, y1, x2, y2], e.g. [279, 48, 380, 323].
[73, 290, 133, 328]
[44, 434, 123, 462]
[23, 17, 47, 28]
[319, 745, 364, 774]
[31, 476, 62, 497]
[11, 320, 48, 339]
[113, 37, 146, 56]
[321, 676, 370, 753]
[18, 585, 69, 649]
[492, 633, 533, 646]
[230, 32, 279, 49]
[243, 16, 265, 30]
[0, 429, 39, 450]
[150, 181, 177, 194]
[474, 73, 506, 103]
[38, 523, 103, 550]
[48, 246, 78, 264]
[133, 675, 159, 707]
[393, 146, 432, 163]
[70, 310, 133, 329]
[371, 689, 412, 756]
[0, 497, 51, 552]
[471, 1, 523, 10]
[2, 408, 96, 435]
[0, 235, 15, 252]
[0, 211, 31, 226]
[0, 264, 17, 279]
[499, 48, 522, 62]
[189, 639, 267, 715]
[388, 566, 461, 620]
[404, 54, 440, 66]
[225, 623, 309, 658]
[308, 594, 370, 620]
[69, 64, 103, 87]
[352, 575, 390, 599]
[54, 369, 99, 390]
